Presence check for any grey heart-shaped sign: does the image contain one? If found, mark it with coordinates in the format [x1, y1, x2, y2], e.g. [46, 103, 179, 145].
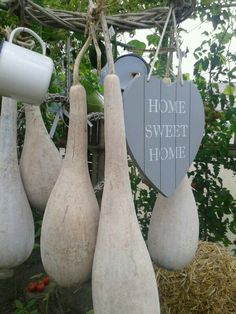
[123, 76, 205, 197]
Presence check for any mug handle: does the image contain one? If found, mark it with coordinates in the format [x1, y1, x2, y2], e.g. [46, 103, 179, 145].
[9, 27, 46, 55]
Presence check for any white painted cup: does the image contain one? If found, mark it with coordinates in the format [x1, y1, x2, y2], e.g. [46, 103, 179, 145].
[0, 27, 54, 105]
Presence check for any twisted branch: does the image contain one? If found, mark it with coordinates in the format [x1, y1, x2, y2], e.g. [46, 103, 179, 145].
[0, 0, 196, 33]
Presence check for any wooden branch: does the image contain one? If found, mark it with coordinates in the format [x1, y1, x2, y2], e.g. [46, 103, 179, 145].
[0, 0, 196, 32]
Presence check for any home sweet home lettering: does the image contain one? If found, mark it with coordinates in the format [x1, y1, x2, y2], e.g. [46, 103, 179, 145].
[123, 76, 205, 197]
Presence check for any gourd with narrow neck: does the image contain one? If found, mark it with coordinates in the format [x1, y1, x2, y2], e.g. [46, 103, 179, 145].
[0, 97, 34, 279]
[63, 87, 88, 166]
[92, 74, 160, 314]
[20, 104, 62, 212]
[148, 175, 199, 270]
[40, 84, 99, 287]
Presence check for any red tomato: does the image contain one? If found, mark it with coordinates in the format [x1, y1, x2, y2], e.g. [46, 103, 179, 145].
[36, 282, 45, 292]
[27, 282, 37, 292]
[42, 276, 49, 286]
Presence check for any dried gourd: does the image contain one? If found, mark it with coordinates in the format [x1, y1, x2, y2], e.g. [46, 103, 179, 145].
[92, 74, 160, 314]
[41, 84, 99, 287]
[20, 105, 62, 212]
[148, 175, 199, 270]
[0, 97, 34, 279]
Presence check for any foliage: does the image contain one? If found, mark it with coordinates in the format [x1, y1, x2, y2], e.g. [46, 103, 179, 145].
[188, 5, 236, 245]
[129, 159, 157, 240]
[13, 299, 39, 314]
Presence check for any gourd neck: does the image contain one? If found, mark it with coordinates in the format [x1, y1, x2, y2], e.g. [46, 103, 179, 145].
[24, 104, 46, 130]
[64, 84, 88, 164]
[104, 74, 129, 180]
[0, 97, 18, 161]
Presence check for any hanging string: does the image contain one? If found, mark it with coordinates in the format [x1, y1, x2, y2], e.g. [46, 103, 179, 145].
[163, 28, 176, 83]
[86, 0, 102, 75]
[50, 2, 98, 138]
[49, 106, 69, 139]
[50, 31, 71, 139]
[66, 31, 71, 96]
[98, 0, 115, 75]
[90, 23, 102, 75]
[172, 8, 184, 85]
[147, 4, 173, 82]
[73, 36, 92, 85]
[73, 0, 104, 83]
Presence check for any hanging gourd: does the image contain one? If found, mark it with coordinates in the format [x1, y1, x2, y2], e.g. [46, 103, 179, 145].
[92, 10, 160, 314]
[40, 37, 99, 287]
[0, 97, 34, 279]
[20, 104, 62, 212]
[148, 175, 199, 269]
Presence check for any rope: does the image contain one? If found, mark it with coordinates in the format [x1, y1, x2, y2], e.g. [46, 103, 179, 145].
[73, 0, 103, 84]
[172, 8, 183, 85]
[1, 0, 196, 33]
[46, 93, 68, 104]
[99, 9, 115, 74]
[0, 25, 35, 48]
[73, 36, 92, 85]
[94, 180, 104, 194]
[66, 32, 71, 97]
[87, 112, 104, 122]
[147, 4, 173, 81]
[50, 1, 104, 137]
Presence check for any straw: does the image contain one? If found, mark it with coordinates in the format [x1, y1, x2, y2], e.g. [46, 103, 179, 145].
[155, 241, 236, 314]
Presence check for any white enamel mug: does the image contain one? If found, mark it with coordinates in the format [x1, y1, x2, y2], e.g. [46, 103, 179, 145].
[0, 27, 54, 105]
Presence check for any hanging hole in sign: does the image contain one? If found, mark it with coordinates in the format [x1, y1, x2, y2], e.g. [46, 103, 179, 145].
[130, 72, 140, 78]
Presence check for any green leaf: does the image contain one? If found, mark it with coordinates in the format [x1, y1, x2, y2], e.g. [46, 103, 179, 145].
[15, 300, 24, 309]
[30, 273, 44, 279]
[212, 15, 221, 29]
[223, 84, 236, 96]
[183, 73, 190, 81]
[215, 32, 232, 45]
[202, 58, 209, 71]
[146, 34, 159, 46]
[127, 40, 146, 56]
[26, 299, 36, 308]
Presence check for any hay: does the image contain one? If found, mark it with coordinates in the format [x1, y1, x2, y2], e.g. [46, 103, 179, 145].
[155, 241, 236, 314]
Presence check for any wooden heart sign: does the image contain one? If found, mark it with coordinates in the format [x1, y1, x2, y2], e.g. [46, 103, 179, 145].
[123, 76, 205, 197]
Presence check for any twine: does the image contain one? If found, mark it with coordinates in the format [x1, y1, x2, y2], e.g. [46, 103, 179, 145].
[172, 8, 183, 85]
[73, 0, 103, 84]
[147, 4, 173, 81]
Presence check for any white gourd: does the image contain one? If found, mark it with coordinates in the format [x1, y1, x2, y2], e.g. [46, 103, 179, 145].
[40, 84, 99, 287]
[92, 74, 160, 314]
[0, 97, 34, 279]
[20, 105, 62, 212]
[148, 175, 199, 270]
